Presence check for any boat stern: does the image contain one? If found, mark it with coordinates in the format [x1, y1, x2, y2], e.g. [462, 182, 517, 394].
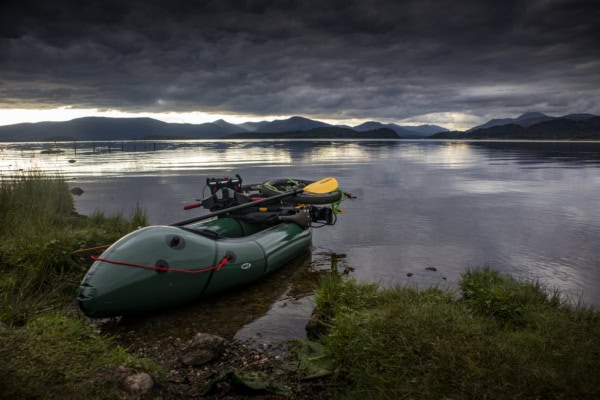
[77, 226, 217, 318]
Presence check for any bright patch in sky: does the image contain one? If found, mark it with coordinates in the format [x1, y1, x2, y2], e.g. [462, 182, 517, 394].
[460, 85, 538, 97]
[399, 112, 481, 131]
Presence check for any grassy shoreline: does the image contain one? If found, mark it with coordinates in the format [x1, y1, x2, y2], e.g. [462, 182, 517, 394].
[1, 172, 154, 399]
[1, 173, 599, 399]
[309, 270, 600, 399]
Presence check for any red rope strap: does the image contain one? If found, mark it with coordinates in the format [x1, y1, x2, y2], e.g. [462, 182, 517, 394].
[90, 254, 231, 274]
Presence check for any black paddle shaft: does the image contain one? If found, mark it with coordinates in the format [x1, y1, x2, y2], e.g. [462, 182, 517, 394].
[170, 187, 304, 227]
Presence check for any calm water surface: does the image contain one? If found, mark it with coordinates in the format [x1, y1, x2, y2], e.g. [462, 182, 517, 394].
[2, 139, 599, 342]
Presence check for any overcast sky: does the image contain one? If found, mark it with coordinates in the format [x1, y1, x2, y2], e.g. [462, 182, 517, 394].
[0, 0, 598, 130]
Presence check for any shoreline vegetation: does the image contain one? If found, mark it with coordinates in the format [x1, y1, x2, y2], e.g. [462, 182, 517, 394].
[1, 173, 599, 399]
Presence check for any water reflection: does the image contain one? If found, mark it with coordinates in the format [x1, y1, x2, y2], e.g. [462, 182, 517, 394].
[466, 141, 600, 166]
[0, 140, 379, 178]
[397, 141, 478, 169]
[234, 251, 349, 344]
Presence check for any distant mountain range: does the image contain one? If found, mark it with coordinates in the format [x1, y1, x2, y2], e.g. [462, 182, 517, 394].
[0, 117, 234, 142]
[431, 113, 600, 140]
[0, 112, 597, 142]
[353, 121, 444, 138]
[466, 112, 597, 131]
[228, 126, 400, 139]
[0, 115, 447, 142]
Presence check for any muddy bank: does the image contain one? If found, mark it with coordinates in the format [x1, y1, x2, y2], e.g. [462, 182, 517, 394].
[116, 331, 333, 399]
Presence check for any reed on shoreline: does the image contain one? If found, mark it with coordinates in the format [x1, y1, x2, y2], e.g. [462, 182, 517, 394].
[0, 171, 146, 322]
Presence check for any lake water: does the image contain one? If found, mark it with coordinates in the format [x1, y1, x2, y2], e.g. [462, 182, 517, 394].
[2, 139, 600, 342]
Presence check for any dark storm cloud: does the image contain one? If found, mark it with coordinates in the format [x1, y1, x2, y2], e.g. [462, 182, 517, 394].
[1, 0, 599, 124]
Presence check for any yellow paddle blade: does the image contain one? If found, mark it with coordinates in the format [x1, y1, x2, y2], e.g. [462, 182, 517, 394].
[303, 177, 338, 194]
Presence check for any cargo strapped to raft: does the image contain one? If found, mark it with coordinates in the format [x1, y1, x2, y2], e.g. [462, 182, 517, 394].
[260, 178, 343, 205]
[184, 175, 344, 228]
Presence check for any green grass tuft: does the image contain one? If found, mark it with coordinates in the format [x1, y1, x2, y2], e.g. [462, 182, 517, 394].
[0, 171, 74, 238]
[459, 266, 560, 328]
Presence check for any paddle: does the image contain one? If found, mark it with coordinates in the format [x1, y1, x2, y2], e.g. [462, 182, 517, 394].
[170, 177, 338, 227]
